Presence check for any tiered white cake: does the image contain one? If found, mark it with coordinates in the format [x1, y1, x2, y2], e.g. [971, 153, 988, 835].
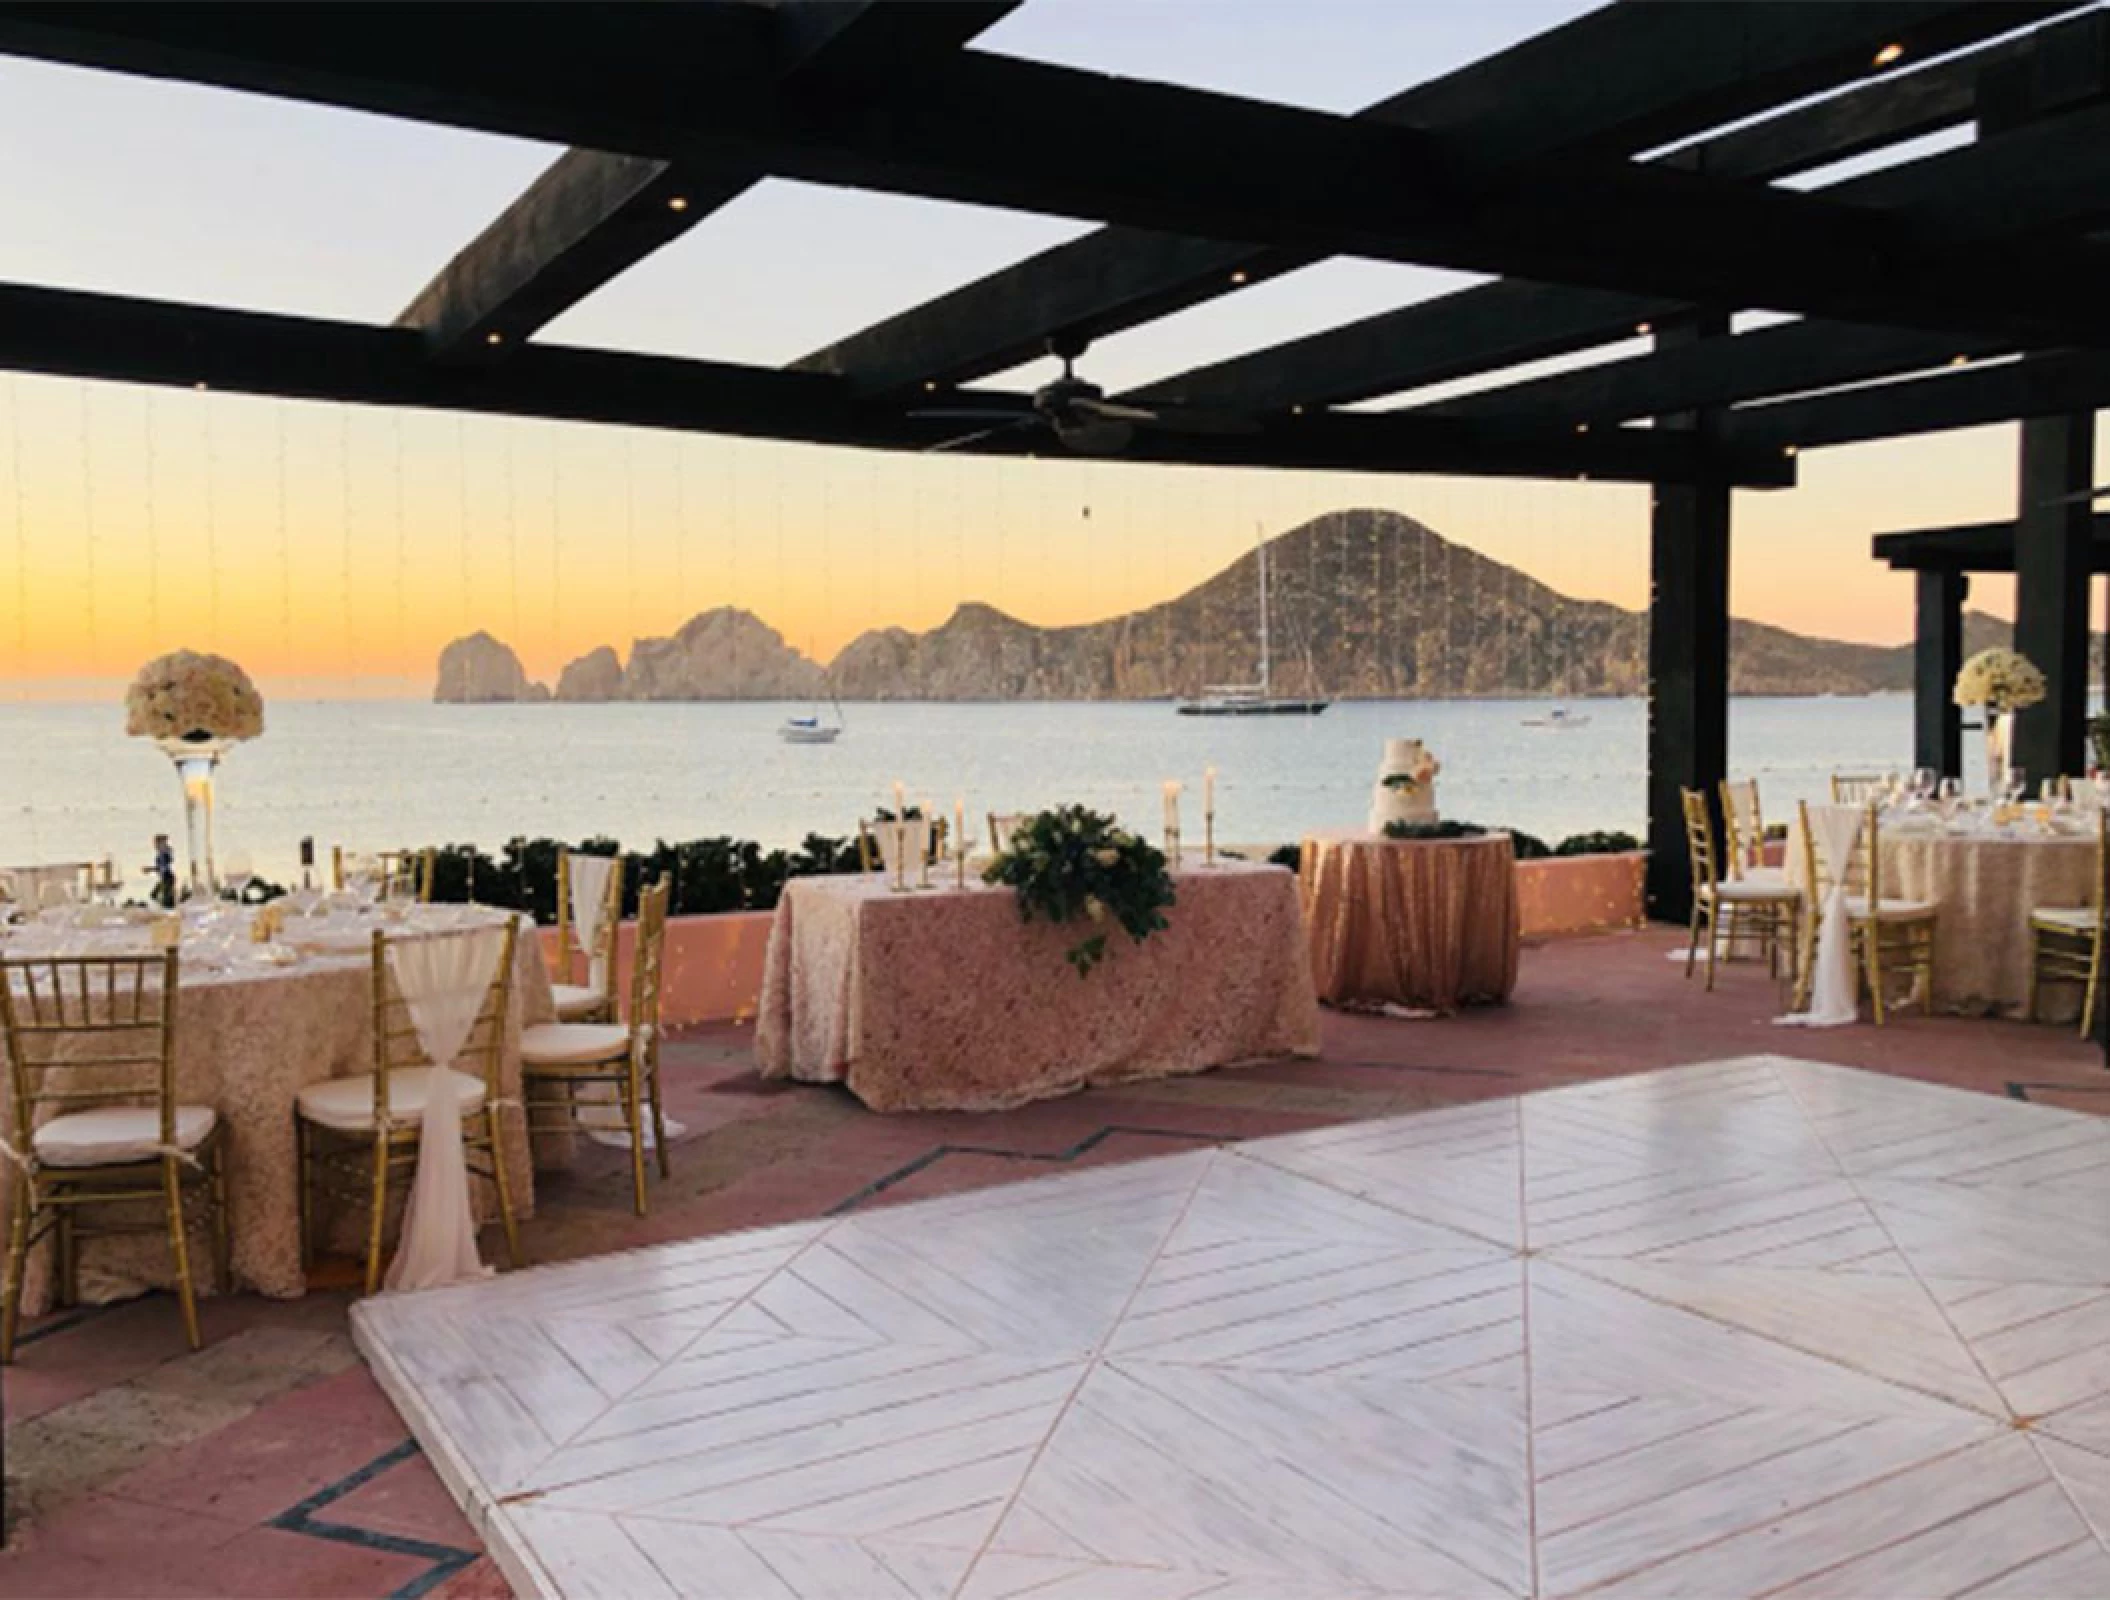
[1368, 738, 1441, 833]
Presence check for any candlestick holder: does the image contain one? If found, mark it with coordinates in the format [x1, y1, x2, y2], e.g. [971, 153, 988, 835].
[917, 824, 934, 891]
[1204, 811, 1215, 867]
[888, 821, 912, 894]
[1165, 823, 1183, 870]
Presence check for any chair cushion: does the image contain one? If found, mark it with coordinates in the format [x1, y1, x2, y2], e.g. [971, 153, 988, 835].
[1703, 878, 1799, 904]
[295, 1067, 486, 1133]
[550, 982, 607, 1020]
[2032, 906, 2099, 933]
[32, 1105, 217, 1168]
[520, 1021, 631, 1067]
[1733, 864, 1790, 888]
[1853, 898, 1938, 922]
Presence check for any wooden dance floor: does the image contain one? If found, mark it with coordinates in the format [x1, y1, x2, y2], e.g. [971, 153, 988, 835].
[353, 1056, 2110, 1598]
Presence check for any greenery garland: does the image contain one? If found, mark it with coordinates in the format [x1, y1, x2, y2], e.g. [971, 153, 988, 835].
[1382, 819, 1487, 841]
[981, 804, 1176, 977]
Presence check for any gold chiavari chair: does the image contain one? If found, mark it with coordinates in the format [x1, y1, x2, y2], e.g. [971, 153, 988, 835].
[294, 920, 521, 1295]
[551, 848, 622, 1023]
[988, 813, 1027, 854]
[0, 950, 229, 1360]
[859, 816, 940, 873]
[1797, 800, 1938, 1025]
[520, 877, 672, 1217]
[2026, 804, 2108, 1037]
[1830, 773, 1889, 805]
[1717, 778, 1781, 882]
[1681, 789, 1800, 992]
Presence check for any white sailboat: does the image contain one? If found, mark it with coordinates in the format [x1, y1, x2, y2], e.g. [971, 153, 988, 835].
[1520, 706, 1592, 730]
[1178, 529, 1329, 717]
[780, 683, 846, 744]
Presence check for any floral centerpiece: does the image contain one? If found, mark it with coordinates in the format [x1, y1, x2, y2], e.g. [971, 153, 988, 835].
[981, 804, 1176, 977]
[1953, 647, 2045, 793]
[125, 650, 265, 896]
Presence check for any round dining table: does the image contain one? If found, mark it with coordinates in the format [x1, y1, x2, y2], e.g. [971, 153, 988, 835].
[1879, 824, 2096, 1016]
[0, 900, 553, 1315]
[1298, 829, 1519, 1012]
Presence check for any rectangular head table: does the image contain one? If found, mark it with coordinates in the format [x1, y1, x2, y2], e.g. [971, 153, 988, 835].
[755, 861, 1319, 1112]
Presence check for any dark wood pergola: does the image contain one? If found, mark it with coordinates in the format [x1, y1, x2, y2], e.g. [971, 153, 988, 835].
[2, 0, 2106, 921]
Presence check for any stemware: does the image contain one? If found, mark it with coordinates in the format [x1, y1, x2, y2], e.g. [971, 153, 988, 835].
[221, 846, 255, 904]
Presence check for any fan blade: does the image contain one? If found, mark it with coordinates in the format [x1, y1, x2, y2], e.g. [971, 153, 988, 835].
[908, 407, 1033, 422]
[1074, 396, 1259, 436]
[2044, 482, 2110, 505]
[925, 417, 1042, 454]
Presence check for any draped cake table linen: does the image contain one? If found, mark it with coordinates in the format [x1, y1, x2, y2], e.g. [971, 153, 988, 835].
[755, 861, 1319, 1112]
[1299, 830, 1519, 1012]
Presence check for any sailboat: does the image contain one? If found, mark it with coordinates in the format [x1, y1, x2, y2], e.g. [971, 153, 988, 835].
[1177, 529, 1330, 716]
[779, 681, 846, 744]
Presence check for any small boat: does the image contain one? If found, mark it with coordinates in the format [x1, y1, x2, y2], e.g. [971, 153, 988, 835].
[1178, 527, 1330, 717]
[780, 688, 846, 744]
[1521, 706, 1592, 730]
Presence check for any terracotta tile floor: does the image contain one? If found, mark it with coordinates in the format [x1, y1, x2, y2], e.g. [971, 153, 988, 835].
[2, 929, 2102, 1597]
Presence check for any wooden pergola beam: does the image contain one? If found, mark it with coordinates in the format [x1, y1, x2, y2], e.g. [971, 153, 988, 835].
[788, 0, 2066, 395]
[1873, 515, 2110, 571]
[395, 1, 1017, 362]
[4, 7, 2104, 358]
[1722, 350, 2110, 452]
[1143, 72, 2110, 420]
[0, 282, 1793, 487]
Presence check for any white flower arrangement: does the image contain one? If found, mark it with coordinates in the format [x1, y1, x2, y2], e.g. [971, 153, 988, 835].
[124, 649, 265, 743]
[1952, 648, 2047, 715]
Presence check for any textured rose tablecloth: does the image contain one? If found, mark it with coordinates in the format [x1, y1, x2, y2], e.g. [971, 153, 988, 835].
[1299, 830, 1519, 1012]
[1885, 829, 2094, 1014]
[755, 861, 1319, 1112]
[1, 907, 552, 1315]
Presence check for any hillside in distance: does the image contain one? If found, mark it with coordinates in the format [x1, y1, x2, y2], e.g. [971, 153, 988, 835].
[433, 507, 2007, 703]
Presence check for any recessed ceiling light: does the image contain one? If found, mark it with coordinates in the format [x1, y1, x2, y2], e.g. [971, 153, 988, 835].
[1574, 422, 1590, 434]
[1291, 404, 1305, 415]
[1634, 321, 1652, 336]
[923, 380, 938, 393]
[193, 381, 209, 392]
[485, 331, 504, 346]
[1783, 444, 1799, 457]
[667, 195, 691, 212]
[1949, 354, 1970, 367]
[1873, 41, 1905, 67]
[1229, 270, 1249, 286]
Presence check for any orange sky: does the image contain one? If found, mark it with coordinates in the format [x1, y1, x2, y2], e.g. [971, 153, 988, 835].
[2, 374, 2101, 698]
[1, 9, 2103, 698]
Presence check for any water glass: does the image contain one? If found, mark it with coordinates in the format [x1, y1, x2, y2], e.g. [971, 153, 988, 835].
[222, 847, 254, 903]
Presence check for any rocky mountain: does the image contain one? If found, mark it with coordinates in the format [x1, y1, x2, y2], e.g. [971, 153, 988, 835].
[433, 631, 548, 703]
[433, 508, 2054, 703]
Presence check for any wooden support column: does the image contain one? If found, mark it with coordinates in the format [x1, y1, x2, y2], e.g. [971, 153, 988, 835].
[2013, 409, 2094, 783]
[1645, 314, 1733, 925]
[1914, 568, 1967, 777]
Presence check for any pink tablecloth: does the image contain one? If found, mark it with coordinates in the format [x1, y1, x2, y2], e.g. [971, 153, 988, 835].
[1, 909, 551, 1314]
[755, 862, 1319, 1112]
[1299, 830, 1519, 1012]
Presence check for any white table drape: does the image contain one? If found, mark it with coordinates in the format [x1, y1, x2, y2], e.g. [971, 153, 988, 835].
[1776, 804, 1863, 1029]
[384, 923, 507, 1293]
[567, 852, 618, 997]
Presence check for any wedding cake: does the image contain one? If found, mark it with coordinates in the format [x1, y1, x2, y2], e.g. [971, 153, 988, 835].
[1368, 738, 1441, 833]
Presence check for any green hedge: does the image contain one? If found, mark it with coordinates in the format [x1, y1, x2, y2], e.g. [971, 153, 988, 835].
[421, 833, 864, 922]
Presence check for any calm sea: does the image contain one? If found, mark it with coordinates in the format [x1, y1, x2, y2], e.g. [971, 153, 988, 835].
[3, 695, 1917, 889]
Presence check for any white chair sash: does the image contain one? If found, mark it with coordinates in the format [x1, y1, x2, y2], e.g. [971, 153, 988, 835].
[1776, 805, 1864, 1029]
[567, 853, 618, 996]
[383, 924, 506, 1293]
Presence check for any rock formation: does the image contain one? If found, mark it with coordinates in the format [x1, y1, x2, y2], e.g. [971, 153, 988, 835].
[432, 631, 548, 703]
[618, 608, 824, 700]
[439, 508, 2079, 702]
[555, 645, 623, 702]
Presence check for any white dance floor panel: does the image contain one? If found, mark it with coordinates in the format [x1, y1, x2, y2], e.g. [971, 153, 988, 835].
[351, 1057, 2110, 1599]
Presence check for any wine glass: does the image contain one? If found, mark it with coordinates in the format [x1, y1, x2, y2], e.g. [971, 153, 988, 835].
[221, 847, 254, 904]
[1911, 767, 1937, 801]
[344, 853, 381, 909]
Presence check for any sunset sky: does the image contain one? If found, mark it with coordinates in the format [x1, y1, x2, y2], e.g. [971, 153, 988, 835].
[1, 1, 2102, 698]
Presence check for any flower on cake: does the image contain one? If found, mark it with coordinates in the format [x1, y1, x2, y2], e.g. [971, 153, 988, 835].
[1952, 648, 2046, 715]
[1380, 750, 1441, 792]
[124, 650, 265, 743]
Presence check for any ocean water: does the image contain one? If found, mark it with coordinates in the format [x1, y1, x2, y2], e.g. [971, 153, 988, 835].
[2, 695, 1918, 889]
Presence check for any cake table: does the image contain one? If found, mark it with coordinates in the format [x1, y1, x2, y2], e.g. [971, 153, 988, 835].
[1299, 828, 1519, 1012]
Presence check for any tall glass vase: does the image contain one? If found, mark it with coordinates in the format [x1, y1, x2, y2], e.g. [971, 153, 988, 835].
[158, 737, 229, 898]
[1984, 710, 2014, 798]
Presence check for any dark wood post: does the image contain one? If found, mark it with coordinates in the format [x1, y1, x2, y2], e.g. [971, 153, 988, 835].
[2013, 410, 2094, 785]
[1645, 314, 1733, 924]
[1913, 568, 1966, 778]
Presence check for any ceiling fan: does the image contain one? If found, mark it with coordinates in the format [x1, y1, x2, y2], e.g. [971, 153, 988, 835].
[912, 334, 1259, 456]
[2042, 483, 2110, 506]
